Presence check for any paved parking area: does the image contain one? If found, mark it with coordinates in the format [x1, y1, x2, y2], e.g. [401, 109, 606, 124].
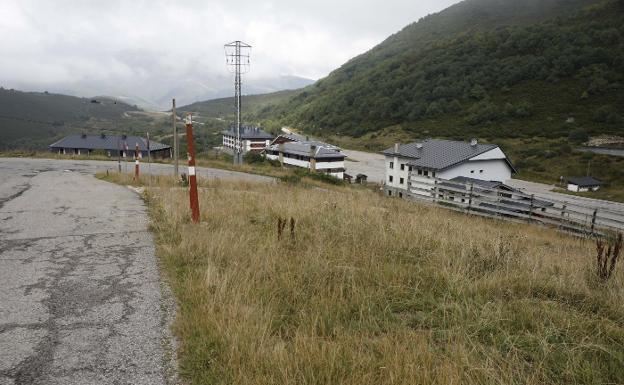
[0, 160, 176, 385]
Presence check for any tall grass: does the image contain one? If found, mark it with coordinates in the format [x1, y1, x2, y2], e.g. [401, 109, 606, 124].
[102, 173, 624, 385]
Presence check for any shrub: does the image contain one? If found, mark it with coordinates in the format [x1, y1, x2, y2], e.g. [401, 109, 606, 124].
[568, 128, 589, 143]
[244, 151, 267, 164]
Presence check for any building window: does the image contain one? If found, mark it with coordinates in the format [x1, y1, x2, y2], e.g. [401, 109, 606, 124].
[400, 177, 404, 185]
[399, 192, 403, 198]
[424, 171, 429, 177]
[479, 170, 484, 173]
[432, 172, 436, 178]
[471, 170, 475, 174]
[418, 169, 423, 176]
[389, 162, 394, 169]
[408, 166, 413, 172]
[400, 164, 405, 171]
[388, 190, 393, 197]
[389, 176, 394, 183]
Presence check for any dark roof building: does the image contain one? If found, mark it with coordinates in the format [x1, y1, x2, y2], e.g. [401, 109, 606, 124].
[382, 139, 516, 172]
[265, 140, 344, 159]
[49, 134, 171, 158]
[567, 176, 603, 188]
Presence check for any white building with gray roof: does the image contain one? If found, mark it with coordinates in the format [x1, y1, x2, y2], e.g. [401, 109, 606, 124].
[221, 125, 275, 154]
[265, 140, 346, 179]
[382, 139, 516, 198]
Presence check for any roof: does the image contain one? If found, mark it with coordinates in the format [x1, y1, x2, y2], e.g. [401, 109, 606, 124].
[270, 132, 339, 149]
[266, 140, 346, 159]
[567, 176, 603, 187]
[222, 126, 274, 140]
[49, 134, 170, 151]
[382, 139, 515, 172]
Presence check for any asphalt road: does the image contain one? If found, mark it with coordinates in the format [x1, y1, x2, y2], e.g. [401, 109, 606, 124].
[0, 157, 274, 184]
[0, 159, 178, 384]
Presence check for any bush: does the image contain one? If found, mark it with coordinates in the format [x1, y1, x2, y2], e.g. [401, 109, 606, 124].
[568, 128, 589, 143]
[593, 105, 621, 124]
[244, 152, 267, 164]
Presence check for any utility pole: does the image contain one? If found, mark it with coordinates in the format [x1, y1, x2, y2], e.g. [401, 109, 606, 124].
[224, 41, 251, 165]
[117, 138, 121, 173]
[172, 98, 179, 178]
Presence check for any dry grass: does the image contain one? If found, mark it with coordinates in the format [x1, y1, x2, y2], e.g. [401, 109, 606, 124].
[100, 172, 624, 385]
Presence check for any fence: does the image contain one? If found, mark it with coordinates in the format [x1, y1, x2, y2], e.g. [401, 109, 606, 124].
[396, 175, 624, 236]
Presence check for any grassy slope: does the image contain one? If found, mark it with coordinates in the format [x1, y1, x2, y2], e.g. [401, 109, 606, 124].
[101, 172, 624, 385]
[0, 89, 173, 150]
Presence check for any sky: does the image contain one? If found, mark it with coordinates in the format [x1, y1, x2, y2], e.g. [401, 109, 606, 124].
[0, 0, 460, 108]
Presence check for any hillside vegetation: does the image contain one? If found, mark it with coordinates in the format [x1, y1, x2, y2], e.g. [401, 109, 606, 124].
[0, 88, 172, 150]
[255, 0, 622, 136]
[177, 89, 299, 121]
[100, 172, 624, 385]
[244, 0, 624, 191]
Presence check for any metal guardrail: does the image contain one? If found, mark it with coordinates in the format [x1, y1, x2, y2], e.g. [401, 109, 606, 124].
[403, 176, 624, 236]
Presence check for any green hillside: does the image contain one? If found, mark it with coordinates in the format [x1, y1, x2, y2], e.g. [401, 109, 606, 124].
[0, 88, 168, 150]
[177, 89, 299, 122]
[255, 0, 622, 137]
[246, 0, 624, 193]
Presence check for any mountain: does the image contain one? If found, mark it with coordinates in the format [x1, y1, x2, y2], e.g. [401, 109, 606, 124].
[252, 0, 623, 139]
[177, 89, 300, 122]
[155, 75, 315, 111]
[0, 88, 165, 150]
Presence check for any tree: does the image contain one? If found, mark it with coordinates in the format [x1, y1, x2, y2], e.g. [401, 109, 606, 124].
[568, 128, 589, 143]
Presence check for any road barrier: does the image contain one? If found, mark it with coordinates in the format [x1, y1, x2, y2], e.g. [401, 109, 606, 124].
[392, 175, 624, 236]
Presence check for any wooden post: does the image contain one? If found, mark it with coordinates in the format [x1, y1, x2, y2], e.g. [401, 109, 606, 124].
[467, 183, 474, 213]
[173, 99, 179, 178]
[134, 143, 140, 180]
[185, 114, 200, 223]
[559, 203, 567, 231]
[146, 132, 152, 187]
[590, 208, 598, 235]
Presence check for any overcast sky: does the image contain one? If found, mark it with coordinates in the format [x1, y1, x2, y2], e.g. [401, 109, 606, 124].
[0, 0, 460, 107]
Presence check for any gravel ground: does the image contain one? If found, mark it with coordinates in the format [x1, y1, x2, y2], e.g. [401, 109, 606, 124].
[343, 150, 386, 184]
[0, 159, 179, 385]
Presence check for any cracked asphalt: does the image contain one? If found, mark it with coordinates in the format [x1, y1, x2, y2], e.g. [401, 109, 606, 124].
[0, 159, 178, 384]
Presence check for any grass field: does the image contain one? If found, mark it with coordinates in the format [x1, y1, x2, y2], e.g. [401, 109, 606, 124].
[99, 172, 624, 385]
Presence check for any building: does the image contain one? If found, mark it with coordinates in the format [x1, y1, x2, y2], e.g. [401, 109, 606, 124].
[566, 176, 603, 192]
[49, 134, 171, 158]
[265, 140, 347, 179]
[221, 125, 274, 154]
[382, 139, 516, 198]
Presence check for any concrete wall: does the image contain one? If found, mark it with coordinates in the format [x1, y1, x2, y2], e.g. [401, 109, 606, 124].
[384, 155, 411, 191]
[266, 154, 344, 179]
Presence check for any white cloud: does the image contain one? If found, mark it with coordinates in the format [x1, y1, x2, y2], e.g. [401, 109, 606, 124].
[0, 0, 460, 107]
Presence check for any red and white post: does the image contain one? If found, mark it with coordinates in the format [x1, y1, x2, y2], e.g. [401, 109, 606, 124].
[185, 114, 200, 223]
[134, 143, 140, 180]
